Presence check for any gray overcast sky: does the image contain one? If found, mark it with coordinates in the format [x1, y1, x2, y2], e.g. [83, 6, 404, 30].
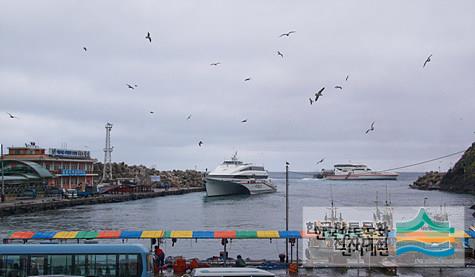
[1, 0, 474, 172]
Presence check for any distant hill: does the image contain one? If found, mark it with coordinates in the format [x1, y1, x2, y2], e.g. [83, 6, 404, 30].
[439, 142, 475, 195]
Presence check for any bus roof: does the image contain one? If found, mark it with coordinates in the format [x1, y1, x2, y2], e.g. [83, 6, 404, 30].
[0, 243, 149, 255]
[192, 267, 275, 277]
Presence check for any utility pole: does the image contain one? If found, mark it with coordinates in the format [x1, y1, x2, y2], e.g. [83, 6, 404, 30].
[1, 144, 4, 202]
[285, 161, 289, 264]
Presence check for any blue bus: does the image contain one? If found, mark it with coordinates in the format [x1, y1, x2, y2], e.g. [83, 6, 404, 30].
[0, 244, 152, 277]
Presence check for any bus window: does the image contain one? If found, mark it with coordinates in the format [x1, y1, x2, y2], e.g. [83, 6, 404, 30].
[29, 256, 46, 276]
[1, 255, 26, 277]
[94, 255, 117, 277]
[119, 254, 140, 277]
[74, 254, 87, 276]
[47, 255, 73, 275]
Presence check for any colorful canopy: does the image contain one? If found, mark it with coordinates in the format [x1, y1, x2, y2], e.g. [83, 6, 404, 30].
[5, 230, 303, 240]
[6, 228, 475, 240]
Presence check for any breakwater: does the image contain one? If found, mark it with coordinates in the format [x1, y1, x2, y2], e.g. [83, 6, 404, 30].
[0, 187, 204, 217]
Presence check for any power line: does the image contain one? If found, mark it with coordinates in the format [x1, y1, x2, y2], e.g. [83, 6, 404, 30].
[285, 149, 466, 177]
[377, 149, 465, 172]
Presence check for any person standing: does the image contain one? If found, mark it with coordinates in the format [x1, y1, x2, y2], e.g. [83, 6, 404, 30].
[154, 245, 165, 273]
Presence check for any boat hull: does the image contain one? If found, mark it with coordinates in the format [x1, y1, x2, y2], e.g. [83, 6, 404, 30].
[205, 178, 276, 197]
[326, 173, 398, 181]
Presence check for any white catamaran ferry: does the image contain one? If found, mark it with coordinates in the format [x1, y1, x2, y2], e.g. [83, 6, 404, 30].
[205, 153, 276, 197]
[325, 164, 399, 180]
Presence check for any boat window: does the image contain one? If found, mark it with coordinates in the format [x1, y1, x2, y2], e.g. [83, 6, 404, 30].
[239, 166, 265, 172]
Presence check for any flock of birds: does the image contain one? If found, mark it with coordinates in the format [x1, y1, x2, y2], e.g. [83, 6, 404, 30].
[4, 28, 436, 158]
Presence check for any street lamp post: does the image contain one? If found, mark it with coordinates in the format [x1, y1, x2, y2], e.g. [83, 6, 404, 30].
[1, 144, 5, 202]
[285, 161, 289, 264]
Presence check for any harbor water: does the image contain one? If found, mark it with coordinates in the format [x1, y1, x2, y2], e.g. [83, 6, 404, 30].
[0, 172, 474, 262]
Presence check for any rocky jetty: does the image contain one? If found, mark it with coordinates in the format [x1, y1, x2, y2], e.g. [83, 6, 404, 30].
[439, 142, 475, 195]
[94, 162, 204, 188]
[410, 142, 475, 195]
[410, 171, 445, 190]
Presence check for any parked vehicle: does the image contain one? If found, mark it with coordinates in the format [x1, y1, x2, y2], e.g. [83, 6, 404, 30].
[46, 186, 62, 197]
[63, 189, 78, 199]
[18, 188, 37, 199]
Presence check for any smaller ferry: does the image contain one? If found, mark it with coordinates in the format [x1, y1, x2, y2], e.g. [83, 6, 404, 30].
[324, 164, 398, 180]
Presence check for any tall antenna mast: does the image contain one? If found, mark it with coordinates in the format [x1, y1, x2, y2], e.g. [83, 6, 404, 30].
[102, 123, 113, 182]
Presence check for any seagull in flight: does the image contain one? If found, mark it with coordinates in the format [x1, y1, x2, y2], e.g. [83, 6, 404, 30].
[423, 54, 432, 68]
[335, 86, 343, 90]
[345, 75, 349, 81]
[277, 51, 284, 58]
[241, 119, 247, 123]
[244, 77, 251, 82]
[198, 141, 203, 147]
[126, 84, 136, 90]
[316, 158, 325, 165]
[365, 121, 375, 134]
[187, 114, 192, 120]
[82, 47, 87, 52]
[210, 62, 221, 66]
[149, 111, 154, 114]
[7, 112, 18, 119]
[145, 32, 152, 43]
[309, 98, 314, 105]
[315, 87, 325, 102]
[279, 31, 296, 37]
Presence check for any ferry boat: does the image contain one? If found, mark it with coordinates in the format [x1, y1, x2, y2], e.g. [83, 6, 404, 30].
[325, 164, 398, 180]
[205, 153, 276, 197]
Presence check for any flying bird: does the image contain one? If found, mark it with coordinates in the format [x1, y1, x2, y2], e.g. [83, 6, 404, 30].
[365, 121, 375, 134]
[187, 114, 192, 120]
[198, 141, 203, 147]
[241, 119, 247, 123]
[423, 54, 432, 68]
[210, 62, 221, 66]
[309, 98, 314, 105]
[277, 51, 284, 58]
[126, 84, 135, 90]
[335, 86, 343, 90]
[316, 158, 325, 165]
[145, 32, 152, 43]
[149, 111, 154, 114]
[244, 77, 251, 82]
[82, 47, 87, 52]
[279, 31, 296, 37]
[7, 112, 18, 119]
[345, 75, 349, 81]
[315, 87, 325, 102]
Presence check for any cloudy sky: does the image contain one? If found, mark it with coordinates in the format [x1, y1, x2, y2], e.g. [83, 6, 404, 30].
[1, 0, 474, 172]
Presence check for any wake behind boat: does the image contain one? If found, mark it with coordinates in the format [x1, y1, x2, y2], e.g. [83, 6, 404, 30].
[205, 153, 276, 197]
[323, 164, 398, 180]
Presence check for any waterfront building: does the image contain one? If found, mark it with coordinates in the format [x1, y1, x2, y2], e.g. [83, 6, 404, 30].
[2, 143, 98, 189]
[0, 160, 53, 200]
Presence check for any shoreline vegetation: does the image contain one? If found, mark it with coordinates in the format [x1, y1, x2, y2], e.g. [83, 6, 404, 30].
[409, 142, 475, 195]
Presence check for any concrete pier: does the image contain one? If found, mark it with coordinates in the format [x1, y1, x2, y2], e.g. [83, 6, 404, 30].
[0, 187, 205, 217]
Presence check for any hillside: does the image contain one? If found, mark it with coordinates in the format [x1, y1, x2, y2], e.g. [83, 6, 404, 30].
[439, 142, 475, 194]
[94, 162, 204, 188]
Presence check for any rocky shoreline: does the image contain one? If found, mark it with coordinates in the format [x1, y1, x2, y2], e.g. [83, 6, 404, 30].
[410, 142, 475, 195]
[94, 162, 205, 188]
[409, 171, 445, 190]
